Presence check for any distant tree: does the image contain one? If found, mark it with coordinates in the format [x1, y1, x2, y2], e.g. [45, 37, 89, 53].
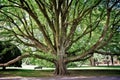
[95, 28, 120, 65]
[0, 41, 22, 70]
[0, 0, 120, 75]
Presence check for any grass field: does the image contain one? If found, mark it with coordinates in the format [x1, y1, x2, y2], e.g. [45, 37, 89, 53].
[0, 66, 120, 77]
[0, 69, 53, 77]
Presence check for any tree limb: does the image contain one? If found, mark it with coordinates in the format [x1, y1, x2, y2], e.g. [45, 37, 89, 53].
[0, 53, 30, 67]
[0, 53, 55, 67]
[95, 50, 120, 56]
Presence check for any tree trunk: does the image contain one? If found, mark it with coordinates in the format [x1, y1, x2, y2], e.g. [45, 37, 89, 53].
[111, 55, 114, 66]
[54, 60, 68, 76]
[54, 49, 68, 76]
[2, 66, 6, 70]
[53, 45, 69, 76]
[89, 57, 95, 66]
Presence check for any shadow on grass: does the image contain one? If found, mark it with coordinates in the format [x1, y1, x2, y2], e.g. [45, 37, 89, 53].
[0, 68, 120, 77]
[0, 69, 53, 77]
[69, 70, 120, 76]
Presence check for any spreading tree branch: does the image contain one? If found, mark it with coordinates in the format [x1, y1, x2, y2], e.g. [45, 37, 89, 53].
[0, 53, 55, 67]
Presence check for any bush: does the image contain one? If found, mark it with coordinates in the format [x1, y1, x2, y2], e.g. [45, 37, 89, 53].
[0, 41, 22, 69]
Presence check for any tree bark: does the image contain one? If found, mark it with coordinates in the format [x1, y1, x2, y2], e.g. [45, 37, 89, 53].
[89, 56, 95, 66]
[54, 60, 68, 76]
[111, 55, 114, 66]
[2, 66, 6, 70]
[54, 48, 68, 76]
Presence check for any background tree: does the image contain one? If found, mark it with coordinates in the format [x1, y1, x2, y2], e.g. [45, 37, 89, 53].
[0, 0, 120, 75]
[95, 27, 120, 65]
[0, 41, 22, 70]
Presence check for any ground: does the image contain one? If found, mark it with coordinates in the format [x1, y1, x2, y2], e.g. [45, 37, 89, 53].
[0, 66, 120, 80]
[0, 76, 120, 80]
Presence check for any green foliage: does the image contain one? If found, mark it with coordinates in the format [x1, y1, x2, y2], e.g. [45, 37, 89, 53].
[102, 30, 120, 54]
[25, 57, 54, 67]
[0, 41, 22, 67]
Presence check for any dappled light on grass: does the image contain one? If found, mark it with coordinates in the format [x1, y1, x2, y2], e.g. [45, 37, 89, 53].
[68, 66, 120, 70]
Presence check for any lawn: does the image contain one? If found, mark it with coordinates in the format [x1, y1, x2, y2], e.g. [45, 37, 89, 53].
[0, 66, 120, 77]
[0, 69, 54, 77]
[68, 66, 120, 70]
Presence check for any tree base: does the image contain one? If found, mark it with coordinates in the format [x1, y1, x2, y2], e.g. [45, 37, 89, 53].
[54, 69, 70, 76]
[2, 66, 6, 70]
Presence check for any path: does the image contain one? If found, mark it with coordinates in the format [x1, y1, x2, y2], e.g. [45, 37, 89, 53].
[0, 76, 120, 80]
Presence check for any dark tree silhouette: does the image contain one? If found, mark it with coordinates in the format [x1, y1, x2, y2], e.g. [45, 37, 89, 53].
[0, 41, 22, 70]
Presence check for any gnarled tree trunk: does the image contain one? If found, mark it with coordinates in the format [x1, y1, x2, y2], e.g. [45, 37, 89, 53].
[54, 47, 68, 75]
[54, 59, 68, 75]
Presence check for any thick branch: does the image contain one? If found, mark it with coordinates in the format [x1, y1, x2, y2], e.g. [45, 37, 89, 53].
[0, 53, 55, 67]
[65, 2, 111, 63]
[95, 50, 120, 56]
[97, 31, 114, 49]
[22, 2, 56, 54]
[35, 0, 55, 33]
[0, 53, 30, 67]
[65, 53, 93, 63]
[65, 0, 102, 50]
[2, 0, 56, 54]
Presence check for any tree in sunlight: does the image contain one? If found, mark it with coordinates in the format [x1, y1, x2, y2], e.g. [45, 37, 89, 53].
[0, 0, 120, 75]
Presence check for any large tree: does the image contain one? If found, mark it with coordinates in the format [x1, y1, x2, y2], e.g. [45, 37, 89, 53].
[0, 0, 120, 75]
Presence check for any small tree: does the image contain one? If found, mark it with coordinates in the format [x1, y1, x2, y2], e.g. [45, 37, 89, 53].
[0, 0, 120, 75]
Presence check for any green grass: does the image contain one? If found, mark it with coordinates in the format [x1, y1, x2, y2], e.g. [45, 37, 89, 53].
[70, 70, 120, 76]
[0, 66, 120, 77]
[0, 69, 54, 77]
[76, 66, 120, 70]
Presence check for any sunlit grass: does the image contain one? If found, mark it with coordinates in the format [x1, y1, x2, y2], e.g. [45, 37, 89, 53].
[76, 66, 120, 70]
